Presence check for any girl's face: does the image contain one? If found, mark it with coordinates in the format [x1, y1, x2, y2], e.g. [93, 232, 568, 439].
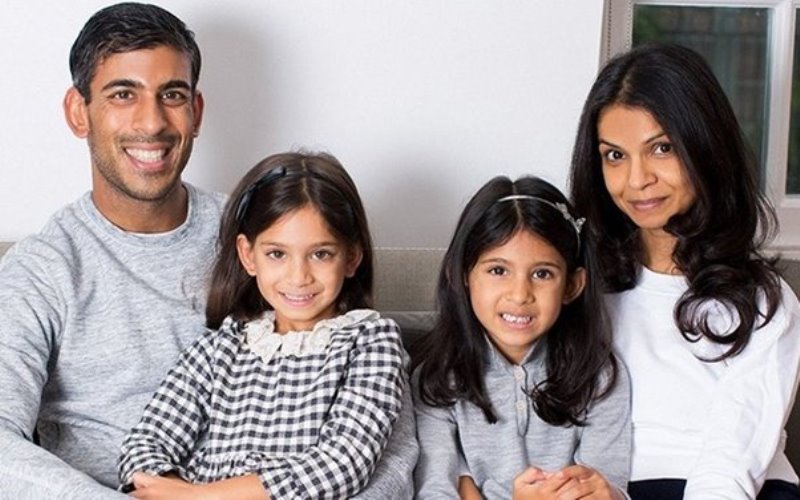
[236, 204, 361, 333]
[597, 104, 696, 235]
[467, 229, 585, 365]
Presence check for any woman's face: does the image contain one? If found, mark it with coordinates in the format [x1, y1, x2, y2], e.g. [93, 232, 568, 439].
[597, 104, 696, 234]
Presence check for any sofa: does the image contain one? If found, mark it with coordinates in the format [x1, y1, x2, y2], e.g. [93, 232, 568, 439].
[2, 241, 800, 471]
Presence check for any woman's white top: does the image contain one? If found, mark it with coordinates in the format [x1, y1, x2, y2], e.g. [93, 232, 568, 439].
[607, 267, 800, 499]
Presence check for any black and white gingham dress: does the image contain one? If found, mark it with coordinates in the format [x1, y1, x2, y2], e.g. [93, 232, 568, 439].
[118, 309, 405, 499]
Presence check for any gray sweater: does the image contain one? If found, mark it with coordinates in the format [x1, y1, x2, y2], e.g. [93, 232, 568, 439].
[0, 184, 418, 499]
[414, 339, 631, 499]
[0, 185, 225, 498]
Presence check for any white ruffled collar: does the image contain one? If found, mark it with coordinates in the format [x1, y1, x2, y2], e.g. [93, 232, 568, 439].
[243, 309, 379, 363]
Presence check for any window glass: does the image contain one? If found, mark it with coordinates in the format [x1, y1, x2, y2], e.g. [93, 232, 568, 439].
[788, 9, 800, 194]
[632, 5, 770, 186]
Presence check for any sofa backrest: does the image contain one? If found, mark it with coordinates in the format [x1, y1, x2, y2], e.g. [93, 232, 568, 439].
[373, 247, 443, 346]
[3, 240, 800, 472]
[373, 247, 442, 311]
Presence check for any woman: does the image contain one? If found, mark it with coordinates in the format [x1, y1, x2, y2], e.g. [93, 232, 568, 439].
[570, 43, 800, 499]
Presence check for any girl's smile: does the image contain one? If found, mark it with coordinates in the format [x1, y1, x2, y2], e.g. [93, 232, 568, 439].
[499, 313, 534, 328]
[467, 229, 585, 365]
[237, 204, 362, 333]
[277, 292, 320, 310]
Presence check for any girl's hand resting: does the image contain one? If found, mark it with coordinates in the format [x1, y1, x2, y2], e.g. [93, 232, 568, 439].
[129, 472, 200, 500]
[512, 465, 624, 500]
[129, 471, 269, 500]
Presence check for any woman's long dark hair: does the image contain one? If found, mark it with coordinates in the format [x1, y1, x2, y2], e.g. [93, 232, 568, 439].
[569, 43, 780, 360]
[411, 176, 616, 426]
[205, 152, 374, 329]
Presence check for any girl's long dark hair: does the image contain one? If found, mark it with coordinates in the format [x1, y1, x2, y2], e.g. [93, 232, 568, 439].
[206, 152, 374, 329]
[569, 43, 780, 360]
[411, 176, 616, 426]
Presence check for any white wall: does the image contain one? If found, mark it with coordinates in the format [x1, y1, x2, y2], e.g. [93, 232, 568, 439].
[0, 1, 604, 247]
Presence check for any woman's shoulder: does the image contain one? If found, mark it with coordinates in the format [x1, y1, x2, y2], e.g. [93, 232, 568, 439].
[777, 276, 800, 311]
[702, 277, 800, 360]
[753, 277, 800, 339]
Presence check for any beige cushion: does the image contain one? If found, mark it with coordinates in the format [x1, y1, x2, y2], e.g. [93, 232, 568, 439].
[373, 247, 444, 312]
[373, 247, 443, 347]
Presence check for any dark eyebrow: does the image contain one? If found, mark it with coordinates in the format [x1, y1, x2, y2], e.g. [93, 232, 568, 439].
[99, 79, 191, 93]
[644, 131, 668, 144]
[599, 131, 667, 149]
[479, 257, 562, 268]
[101, 79, 142, 92]
[160, 80, 192, 92]
[257, 241, 341, 248]
[478, 257, 508, 265]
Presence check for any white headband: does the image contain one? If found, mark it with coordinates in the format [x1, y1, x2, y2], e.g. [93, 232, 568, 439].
[497, 194, 585, 249]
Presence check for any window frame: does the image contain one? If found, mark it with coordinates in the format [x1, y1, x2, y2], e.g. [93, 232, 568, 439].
[603, 0, 800, 256]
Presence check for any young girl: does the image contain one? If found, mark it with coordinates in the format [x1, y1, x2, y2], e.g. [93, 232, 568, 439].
[117, 152, 406, 499]
[570, 43, 800, 499]
[412, 175, 631, 499]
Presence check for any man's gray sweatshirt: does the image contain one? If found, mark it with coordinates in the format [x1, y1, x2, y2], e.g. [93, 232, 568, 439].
[0, 184, 225, 498]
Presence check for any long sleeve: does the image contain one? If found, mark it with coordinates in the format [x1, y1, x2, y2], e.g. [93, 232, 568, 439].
[0, 243, 127, 499]
[352, 371, 419, 500]
[575, 360, 632, 495]
[256, 320, 405, 499]
[613, 268, 800, 499]
[118, 330, 216, 487]
[412, 379, 464, 499]
[684, 283, 800, 499]
[0, 188, 224, 498]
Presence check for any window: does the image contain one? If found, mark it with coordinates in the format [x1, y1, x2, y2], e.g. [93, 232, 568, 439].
[603, 0, 800, 255]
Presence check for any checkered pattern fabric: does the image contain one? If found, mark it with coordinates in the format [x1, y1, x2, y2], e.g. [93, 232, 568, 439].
[118, 310, 405, 499]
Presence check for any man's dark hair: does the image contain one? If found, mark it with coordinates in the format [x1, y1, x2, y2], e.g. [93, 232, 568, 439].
[69, 2, 201, 101]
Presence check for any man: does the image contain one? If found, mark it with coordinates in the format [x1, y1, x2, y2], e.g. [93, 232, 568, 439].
[0, 3, 416, 498]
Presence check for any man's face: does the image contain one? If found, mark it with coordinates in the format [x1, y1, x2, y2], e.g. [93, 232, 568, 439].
[65, 45, 203, 204]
